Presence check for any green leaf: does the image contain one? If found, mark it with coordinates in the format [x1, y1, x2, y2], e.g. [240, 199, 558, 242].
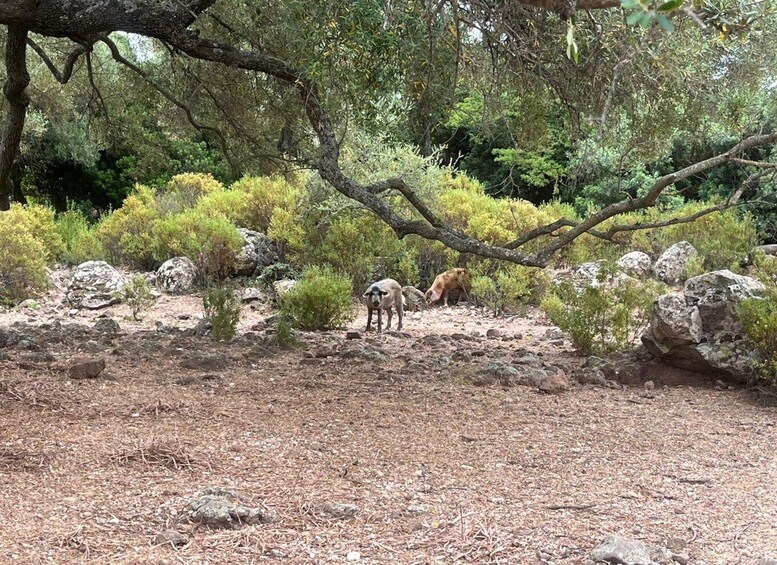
[656, 0, 684, 12]
[639, 12, 653, 28]
[626, 10, 644, 25]
[620, 0, 640, 8]
[655, 13, 676, 31]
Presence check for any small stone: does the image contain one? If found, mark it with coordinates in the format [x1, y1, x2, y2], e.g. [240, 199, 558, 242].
[93, 318, 120, 336]
[486, 329, 502, 338]
[321, 502, 360, 519]
[545, 328, 564, 340]
[153, 529, 188, 547]
[345, 331, 361, 340]
[346, 551, 361, 562]
[68, 358, 106, 379]
[538, 371, 569, 394]
[643, 380, 655, 391]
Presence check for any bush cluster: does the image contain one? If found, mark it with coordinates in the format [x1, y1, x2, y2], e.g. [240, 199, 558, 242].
[280, 266, 354, 330]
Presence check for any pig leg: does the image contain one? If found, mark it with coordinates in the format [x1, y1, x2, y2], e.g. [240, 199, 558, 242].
[377, 308, 383, 333]
[366, 307, 373, 332]
[385, 307, 392, 330]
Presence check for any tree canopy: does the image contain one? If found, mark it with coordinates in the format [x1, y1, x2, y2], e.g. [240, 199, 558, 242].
[1, 0, 776, 265]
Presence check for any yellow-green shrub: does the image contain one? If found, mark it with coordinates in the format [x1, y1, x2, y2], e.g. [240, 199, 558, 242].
[6, 203, 64, 263]
[96, 185, 159, 269]
[280, 266, 354, 330]
[738, 286, 777, 383]
[470, 263, 548, 315]
[227, 175, 300, 232]
[153, 209, 242, 282]
[157, 172, 225, 215]
[0, 215, 48, 303]
[57, 210, 105, 265]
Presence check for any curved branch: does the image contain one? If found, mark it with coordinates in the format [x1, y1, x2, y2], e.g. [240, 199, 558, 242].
[26, 37, 92, 84]
[101, 36, 240, 179]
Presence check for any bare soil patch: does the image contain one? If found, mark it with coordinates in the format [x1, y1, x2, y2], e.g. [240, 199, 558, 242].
[1, 296, 776, 564]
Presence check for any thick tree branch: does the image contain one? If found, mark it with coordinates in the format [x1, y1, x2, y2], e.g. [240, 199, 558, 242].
[26, 37, 92, 84]
[0, 25, 30, 210]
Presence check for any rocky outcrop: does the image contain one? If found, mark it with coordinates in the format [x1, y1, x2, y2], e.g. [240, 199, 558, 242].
[402, 285, 427, 311]
[617, 251, 652, 279]
[653, 241, 697, 284]
[642, 270, 764, 382]
[66, 261, 124, 309]
[157, 257, 198, 294]
[235, 229, 279, 277]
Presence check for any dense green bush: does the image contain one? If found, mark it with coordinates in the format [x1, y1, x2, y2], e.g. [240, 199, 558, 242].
[96, 185, 159, 269]
[0, 216, 49, 304]
[203, 286, 242, 341]
[469, 264, 541, 316]
[157, 172, 225, 215]
[57, 209, 105, 265]
[153, 210, 243, 282]
[6, 203, 65, 263]
[280, 266, 354, 330]
[541, 267, 665, 355]
[738, 287, 777, 384]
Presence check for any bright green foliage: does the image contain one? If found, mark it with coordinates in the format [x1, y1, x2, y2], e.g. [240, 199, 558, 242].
[57, 210, 106, 265]
[96, 185, 160, 269]
[118, 275, 155, 321]
[541, 267, 665, 355]
[752, 253, 777, 287]
[0, 215, 49, 304]
[229, 176, 300, 232]
[280, 266, 354, 330]
[157, 172, 225, 215]
[738, 287, 777, 383]
[5, 203, 65, 263]
[203, 286, 242, 341]
[273, 316, 302, 349]
[153, 210, 243, 283]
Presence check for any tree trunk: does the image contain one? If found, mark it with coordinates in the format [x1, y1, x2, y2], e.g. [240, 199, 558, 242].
[0, 25, 30, 211]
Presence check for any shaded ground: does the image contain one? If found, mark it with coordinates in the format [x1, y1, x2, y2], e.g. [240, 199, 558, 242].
[1, 297, 776, 564]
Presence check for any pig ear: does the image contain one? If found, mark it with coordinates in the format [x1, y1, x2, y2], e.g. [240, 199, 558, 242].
[363, 290, 371, 296]
[380, 290, 389, 296]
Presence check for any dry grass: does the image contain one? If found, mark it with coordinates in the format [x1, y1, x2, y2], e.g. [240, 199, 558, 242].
[1, 306, 776, 564]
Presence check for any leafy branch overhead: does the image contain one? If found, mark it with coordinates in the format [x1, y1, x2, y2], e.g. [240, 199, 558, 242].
[0, 0, 775, 267]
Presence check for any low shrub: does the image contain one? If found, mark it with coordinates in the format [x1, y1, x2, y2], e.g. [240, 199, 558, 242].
[118, 275, 155, 321]
[96, 185, 159, 269]
[280, 266, 354, 330]
[228, 175, 300, 233]
[157, 172, 225, 215]
[541, 266, 665, 355]
[257, 263, 300, 288]
[469, 264, 537, 316]
[57, 210, 105, 265]
[0, 216, 48, 304]
[273, 315, 302, 349]
[738, 287, 777, 384]
[153, 210, 243, 283]
[6, 203, 64, 263]
[203, 286, 242, 341]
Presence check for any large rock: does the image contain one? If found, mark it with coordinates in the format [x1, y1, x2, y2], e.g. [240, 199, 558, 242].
[617, 251, 652, 279]
[157, 257, 197, 294]
[66, 261, 124, 309]
[559, 261, 633, 291]
[272, 278, 298, 303]
[234, 229, 279, 277]
[653, 241, 697, 284]
[642, 270, 764, 382]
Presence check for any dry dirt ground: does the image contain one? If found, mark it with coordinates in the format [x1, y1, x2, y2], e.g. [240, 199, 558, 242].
[1, 290, 777, 564]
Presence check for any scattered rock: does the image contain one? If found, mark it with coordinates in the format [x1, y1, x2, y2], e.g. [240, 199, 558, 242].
[576, 367, 608, 386]
[538, 370, 569, 394]
[321, 502, 359, 519]
[184, 487, 278, 529]
[643, 380, 655, 391]
[617, 251, 653, 279]
[66, 261, 125, 309]
[68, 357, 106, 379]
[486, 329, 502, 338]
[153, 529, 188, 547]
[757, 559, 777, 565]
[179, 353, 229, 371]
[642, 270, 765, 382]
[272, 279, 297, 302]
[345, 331, 362, 340]
[93, 318, 120, 336]
[591, 535, 672, 565]
[237, 287, 269, 304]
[653, 241, 697, 284]
[18, 299, 40, 310]
[157, 257, 198, 295]
[235, 229, 280, 277]
[545, 328, 564, 340]
[402, 286, 428, 311]
[346, 551, 362, 562]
